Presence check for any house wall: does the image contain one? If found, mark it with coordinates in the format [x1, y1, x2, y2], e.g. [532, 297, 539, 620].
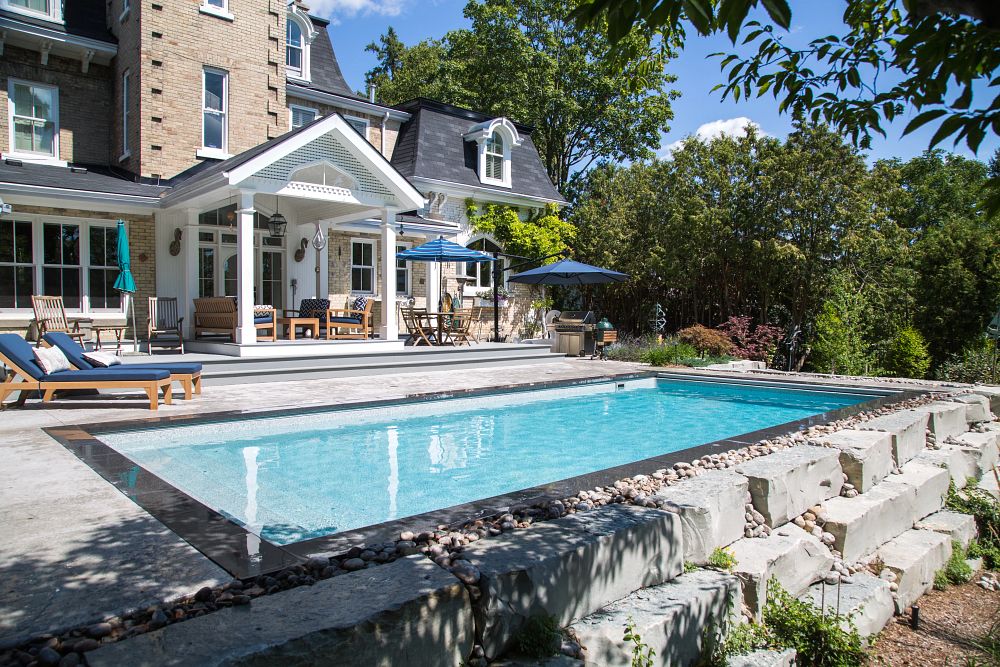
[0, 45, 113, 165]
[285, 95, 401, 159]
[108, 0, 144, 174]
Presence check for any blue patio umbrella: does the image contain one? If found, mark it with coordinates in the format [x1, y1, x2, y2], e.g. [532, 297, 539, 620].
[112, 219, 139, 352]
[508, 258, 629, 286]
[396, 237, 496, 310]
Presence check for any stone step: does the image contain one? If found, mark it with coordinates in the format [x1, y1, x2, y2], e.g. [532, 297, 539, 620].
[910, 402, 968, 440]
[915, 510, 978, 549]
[729, 523, 834, 615]
[814, 430, 893, 493]
[735, 446, 843, 528]
[915, 447, 971, 488]
[86, 555, 472, 667]
[800, 572, 894, 638]
[950, 431, 1000, 480]
[822, 461, 949, 563]
[876, 529, 952, 613]
[857, 410, 929, 466]
[979, 470, 999, 500]
[972, 386, 1000, 414]
[726, 649, 797, 667]
[460, 505, 684, 660]
[653, 469, 749, 564]
[945, 394, 994, 424]
[570, 569, 741, 667]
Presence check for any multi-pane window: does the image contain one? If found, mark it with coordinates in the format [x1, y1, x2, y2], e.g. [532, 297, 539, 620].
[261, 251, 283, 310]
[345, 116, 368, 138]
[198, 244, 215, 298]
[88, 226, 120, 310]
[290, 105, 317, 129]
[202, 68, 228, 152]
[0, 220, 34, 309]
[396, 243, 410, 294]
[351, 240, 375, 294]
[42, 222, 81, 309]
[121, 70, 130, 155]
[286, 19, 303, 76]
[5, 0, 60, 20]
[9, 80, 58, 158]
[465, 238, 501, 288]
[485, 133, 504, 181]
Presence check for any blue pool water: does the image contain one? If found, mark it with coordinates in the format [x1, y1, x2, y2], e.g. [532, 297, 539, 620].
[100, 378, 880, 545]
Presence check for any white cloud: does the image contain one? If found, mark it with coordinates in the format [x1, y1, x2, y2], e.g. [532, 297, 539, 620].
[307, 0, 406, 20]
[660, 117, 763, 156]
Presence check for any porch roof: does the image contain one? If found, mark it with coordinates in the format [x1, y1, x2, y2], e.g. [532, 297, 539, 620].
[0, 160, 166, 203]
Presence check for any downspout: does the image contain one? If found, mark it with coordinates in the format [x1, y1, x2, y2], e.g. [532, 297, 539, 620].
[381, 111, 389, 156]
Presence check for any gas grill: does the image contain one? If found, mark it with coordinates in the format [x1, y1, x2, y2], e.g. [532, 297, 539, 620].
[552, 310, 597, 357]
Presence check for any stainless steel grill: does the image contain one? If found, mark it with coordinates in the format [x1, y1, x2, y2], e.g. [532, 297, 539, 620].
[552, 310, 596, 356]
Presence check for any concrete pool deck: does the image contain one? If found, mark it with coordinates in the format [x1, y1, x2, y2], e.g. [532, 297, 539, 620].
[0, 360, 972, 649]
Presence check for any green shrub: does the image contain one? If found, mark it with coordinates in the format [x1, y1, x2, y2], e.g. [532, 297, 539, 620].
[684, 561, 699, 573]
[945, 482, 1000, 570]
[513, 614, 560, 658]
[945, 541, 974, 584]
[883, 326, 932, 379]
[934, 341, 999, 384]
[678, 325, 735, 357]
[761, 581, 866, 667]
[682, 354, 738, 368]
[933, 569, 950, 591]
[707, 547, 737, 571]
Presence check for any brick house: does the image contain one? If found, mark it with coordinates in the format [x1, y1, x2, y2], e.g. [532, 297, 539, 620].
[0, 0, 564, 349]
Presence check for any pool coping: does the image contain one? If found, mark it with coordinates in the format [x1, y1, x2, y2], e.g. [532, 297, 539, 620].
[43, 370, 925, 579]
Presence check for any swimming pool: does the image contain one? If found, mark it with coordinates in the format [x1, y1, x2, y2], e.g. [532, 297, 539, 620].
[97, 376, 886, 546]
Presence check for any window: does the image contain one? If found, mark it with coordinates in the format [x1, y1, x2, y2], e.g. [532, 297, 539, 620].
[485, 133, 504, 181]
[0, 219, 34, 309]
[351, 239, 375, 294]
[88, 226, 121, 310]
[465, 238, 501, 289]
[286, 19, 303, 77]
[261, 251, 283, 310]
[42, 222, 81, 309]
[290, 105, 317, 129]
[121, 70, 130, 157]
[198, 245, 215, 297]
[8, 80, 58, 160]
[285, 10, 311, 80]
[2, 0, 62, 22]
[201, 68, 228, 154]
[206, 0, 225, 7]
[396, 243, 411, 294]
[344, 116, 368, 139]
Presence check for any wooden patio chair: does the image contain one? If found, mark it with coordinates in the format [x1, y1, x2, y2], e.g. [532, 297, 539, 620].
[327, 298, 374, 340]
[403, 307, 435, 346]
[32, 295, 87, 346]
[446, 308, 475, 347]
[148, 297, 184, 354]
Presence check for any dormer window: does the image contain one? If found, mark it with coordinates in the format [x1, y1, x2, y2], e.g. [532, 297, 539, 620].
[286, 20, 303, 76]
[2, 0, 62, 22]
[464, 117, 522, 189]
[285, 6, 316, 83]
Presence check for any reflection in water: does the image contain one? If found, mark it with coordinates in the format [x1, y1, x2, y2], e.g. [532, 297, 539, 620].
[387, 426, 399, 520]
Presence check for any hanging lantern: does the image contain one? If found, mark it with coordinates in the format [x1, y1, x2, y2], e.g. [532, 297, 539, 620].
[311, 223, 326, 250]
[267, 212, 287, 238]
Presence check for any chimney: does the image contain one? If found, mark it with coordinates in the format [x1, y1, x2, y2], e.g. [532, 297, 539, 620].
[369, 85, 376, 103]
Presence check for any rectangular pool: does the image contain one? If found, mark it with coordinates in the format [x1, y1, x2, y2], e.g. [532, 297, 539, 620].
[97, 377, 886, 546]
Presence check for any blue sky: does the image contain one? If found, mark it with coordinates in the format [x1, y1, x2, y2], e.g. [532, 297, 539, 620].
[312, 0, 998, 165]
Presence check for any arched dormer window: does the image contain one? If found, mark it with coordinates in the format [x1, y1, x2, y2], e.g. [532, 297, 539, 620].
[464, 117, 522, 188]
[285, 6, 316, 82]
[485, 133, 504, 181]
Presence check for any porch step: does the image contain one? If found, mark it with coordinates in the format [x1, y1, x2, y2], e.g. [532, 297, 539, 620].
[856, 410, 929, 466]
[915, 510, 978, 549]
[734, 446, 844, 528]
[876, 529, 952, 613]
[800, 572, 894, 638]
[813, 430, 893, 493]
[653, 469, 749, 564]
[569, 570, 741, 667]
[729, 523, 834, 615]
[459, 505, 684, 660]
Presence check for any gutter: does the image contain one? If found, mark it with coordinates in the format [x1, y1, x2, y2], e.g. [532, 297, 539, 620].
[287, 84, 410, 122]
[0, 181, 160, 208]
[0, 16, 117, 56]
[408, 176, 566, 206]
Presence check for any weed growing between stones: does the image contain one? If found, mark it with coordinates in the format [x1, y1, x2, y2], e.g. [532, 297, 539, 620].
[684, 561, 699, 573]
[934, 541, 974, 590]
[945, 480, 1000, 570]
[512, 614, 561, 658]
[707, 547, 737, 572]
[623, 616, 655, 667]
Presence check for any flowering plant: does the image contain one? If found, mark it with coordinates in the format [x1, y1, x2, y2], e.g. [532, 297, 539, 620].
[476, 287, 513, 303]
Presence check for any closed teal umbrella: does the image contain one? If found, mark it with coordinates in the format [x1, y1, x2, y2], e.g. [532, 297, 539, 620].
[112, 220, 139, 352]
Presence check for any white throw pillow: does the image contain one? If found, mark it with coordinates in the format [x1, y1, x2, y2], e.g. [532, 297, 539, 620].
[33, 346, 72, 375]
[83, 351, 123, 368]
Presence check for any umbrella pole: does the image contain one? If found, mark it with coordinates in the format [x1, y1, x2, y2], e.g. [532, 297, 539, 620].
[493, 251, 500, 343]
[131, 294, 139, 353]
[438, 261, 443, 312]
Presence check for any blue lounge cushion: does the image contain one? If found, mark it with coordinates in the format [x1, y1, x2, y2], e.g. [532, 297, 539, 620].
[41, 368, 171, 382]
[42, 333, 202, 375]
[254, 316, 274, 325]
[0, 333, 45, 379]
[329, 316, 363, 325]
[121, 362, 203, 374]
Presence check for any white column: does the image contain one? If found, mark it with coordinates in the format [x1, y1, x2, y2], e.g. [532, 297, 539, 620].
[235, 191, 256, 345]
[182, 209, 199, 338]
[379, 208, 398, 340]
[425, 241, 440, 311]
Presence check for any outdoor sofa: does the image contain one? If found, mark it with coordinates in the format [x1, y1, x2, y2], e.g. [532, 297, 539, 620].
[0, 334, 172, 410]
[193, 297, 276, 342]
[42, 332, 203, 400]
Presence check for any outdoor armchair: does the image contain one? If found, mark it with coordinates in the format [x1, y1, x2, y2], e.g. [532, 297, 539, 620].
[148, 297, 184, 353]
[327, 297, 373, 340]
[32, 295, 87, 345]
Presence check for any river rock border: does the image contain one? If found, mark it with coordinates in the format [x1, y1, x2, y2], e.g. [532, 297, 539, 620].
[0, 391, 955, 667]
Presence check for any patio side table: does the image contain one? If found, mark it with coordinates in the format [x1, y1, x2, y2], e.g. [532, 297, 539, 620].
[277, 316, 320, 341]
[92, 325, 129, 354]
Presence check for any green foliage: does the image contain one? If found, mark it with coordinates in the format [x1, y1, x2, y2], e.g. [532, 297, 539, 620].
[683, 561, 699, 573]
[933, 569, 950, 591]
[810, 273, 873, 376]
[945, 541, 974, 585]
[761, 581, 866, 667]
[467, 203, 575, 262]
[513, 614, 560, 658]
[945, 482, 1000, 570]
[678, 325, 734, 357]
[883, 326, 931, 379]
[707, 622, 772, 666]
[934, 341, 1000, 384]
[707, 547, 736, 572]
[623, 616, 655, 667]
[971, 611, 1000, 664]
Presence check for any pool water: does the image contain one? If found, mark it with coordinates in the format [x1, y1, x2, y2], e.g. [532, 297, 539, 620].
[100, 378, 879, 544]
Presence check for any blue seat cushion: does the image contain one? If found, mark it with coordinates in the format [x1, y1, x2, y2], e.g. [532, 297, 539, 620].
[42, 332, 94, 369]
[121, 362, 203, 374]
[41, 368, 171, 382]
[328, 316, 363, 325]
[0, 333, 45, 379]
[254, 316, 274, 325]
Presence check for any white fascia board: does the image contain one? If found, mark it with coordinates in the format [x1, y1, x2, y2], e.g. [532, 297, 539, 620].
[158, 172, 228, 209]
[0, 186, 159, 213]
[0, 16, 117, 58]
[286, 84, 410, 122]
[408, 176, 565, 207]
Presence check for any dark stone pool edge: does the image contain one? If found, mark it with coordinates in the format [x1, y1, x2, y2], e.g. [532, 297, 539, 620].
[42, 370, 922, 579]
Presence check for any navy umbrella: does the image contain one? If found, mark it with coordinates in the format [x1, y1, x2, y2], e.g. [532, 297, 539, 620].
[508, 259, 629, 286]
[396, 237, 495, 310]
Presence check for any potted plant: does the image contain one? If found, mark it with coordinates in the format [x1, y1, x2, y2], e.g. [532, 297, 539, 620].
[476, 287, 513, 307]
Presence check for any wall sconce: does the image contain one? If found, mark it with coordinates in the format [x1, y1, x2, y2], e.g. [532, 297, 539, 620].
[168, 228, 182, 256]
[294, 238, 308, 263]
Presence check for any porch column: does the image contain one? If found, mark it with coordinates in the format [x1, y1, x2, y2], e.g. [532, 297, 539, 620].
[235, 191, 256, 345]
[182, 209, 199, 338]
[426, 245, 440, 312]
[379, 209, 398, 340]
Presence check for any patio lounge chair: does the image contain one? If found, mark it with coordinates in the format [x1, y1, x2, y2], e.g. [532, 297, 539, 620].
[326, 297, 373, 340]
[0, 334, 172, 410]
[147, 297, 185, 353]
[42, 332, 203, 400]
[32, 295, 87, 345]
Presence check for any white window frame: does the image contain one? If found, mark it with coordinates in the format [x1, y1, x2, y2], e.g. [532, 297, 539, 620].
[199, 0, 234, 21]
[350, 238, 376, 295]
[0, 0, 62, 23]
[120, 70, 131, 160]
[479, 130, 511, 187]
[462, 236, 503, 293]
[343, 115, 369, 140]
[0, 218, 35, 310]
[395, 241, 411, 295]
[198, 67, 230, 159]
[5, 78, 63, 166]
[285, 6, 313, 82]
[289, 104, 318, 129]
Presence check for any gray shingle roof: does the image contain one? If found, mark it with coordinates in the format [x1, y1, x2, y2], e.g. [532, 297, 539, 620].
[298, 16, 366, 102]
[0, 161, 165, 198]
[390, 99, 565, 203]
[1, 0, 115, 44]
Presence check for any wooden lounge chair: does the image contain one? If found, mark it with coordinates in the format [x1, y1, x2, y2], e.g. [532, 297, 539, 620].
[43, 332, 202, 400]
[32, 295, 87, 345]
[148, 297, 184, 353]
[0, 333, 172, 410]
[326, 298, 373, 340]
